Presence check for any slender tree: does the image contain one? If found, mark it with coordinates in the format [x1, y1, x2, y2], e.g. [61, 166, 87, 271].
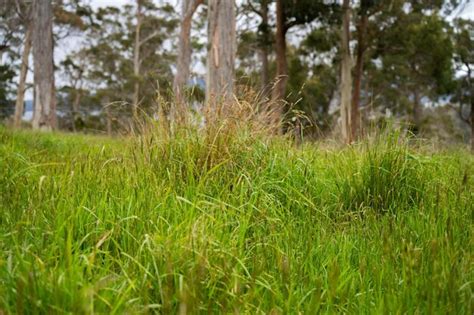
[174, 0, 204, 107]
[32, 0, 56, 130]
[350, 2, 368, 141]
[453, 18, 473, 150]
[270, 0, 339, 108]
[13, 0, 33, 128]
[340, 0, 352, 143]
[132, 0, 143, 118]
[271, 0, 288, 104]
[206, 0, 236, 107]
[243, 0, 272, 97]
[13, 25, 31, 128]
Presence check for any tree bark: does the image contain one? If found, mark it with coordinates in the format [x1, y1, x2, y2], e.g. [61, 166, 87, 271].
[206, 0, 236, 108]
[14, 24, 32, 128]
[351, 11, 368, 141]
[340, 0, 353, 144]
[271, 0, 288, 104]
[413, 89, 421, 134]
[469, 72, 473, 151]
[32, 0, 56, 130]
[71, 88, 81, 132]
[259, 0, 270, 98]
[104, 96, 112, 136]
[174, 0, 203, 108]
[132, 0, 142, 119]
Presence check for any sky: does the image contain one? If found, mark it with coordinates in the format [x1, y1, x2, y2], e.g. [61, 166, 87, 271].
[88, 0, 474, 17]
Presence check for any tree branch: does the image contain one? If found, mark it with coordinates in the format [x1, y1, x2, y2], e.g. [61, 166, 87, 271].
[139, 30, 161, 46]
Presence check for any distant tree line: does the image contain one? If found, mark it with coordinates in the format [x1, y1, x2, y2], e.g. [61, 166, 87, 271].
[0, 0, 472, 148]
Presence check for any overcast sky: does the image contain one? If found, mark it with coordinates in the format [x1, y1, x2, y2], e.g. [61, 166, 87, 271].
[88, 0, 474, 17]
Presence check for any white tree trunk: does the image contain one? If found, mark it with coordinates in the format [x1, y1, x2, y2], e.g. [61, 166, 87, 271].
[340, 0, 353, 143]
[132, 0, 142, 118]
[14, 24, 32, 128]
[206, 0, 236, 108]
[32, 0, 56, 130]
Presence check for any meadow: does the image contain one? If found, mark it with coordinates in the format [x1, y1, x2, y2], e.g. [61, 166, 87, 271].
[0, 124, 472, 313]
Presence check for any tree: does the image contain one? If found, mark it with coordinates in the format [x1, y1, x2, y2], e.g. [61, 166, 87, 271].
[132, 0, 143, 117]
[173, 0, 204, 109]
[247, 0, 272, 97]
[339, 0, 352, 143]
[350, 0, 380, 140]
[452, 18, 474, 150]
[0, 0, 26, 121]
[32, 0, 56, 130]
[61, 3, 177, 133]
[206, 0, 236, 107]
[60, 51, 87, 131]
[272, 0, 287, 104]
[130, 0, 176, 117]
[367, 1, 454, 133]
[271, 0, 339, 116]
[13, 0, 33, 128]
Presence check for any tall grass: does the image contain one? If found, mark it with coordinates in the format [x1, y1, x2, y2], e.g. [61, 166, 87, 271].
[335, 132, 427, 215]
[0, 123, 472, 314]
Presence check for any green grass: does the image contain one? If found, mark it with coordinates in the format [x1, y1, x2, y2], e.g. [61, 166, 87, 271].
[0, 126, 472, 314]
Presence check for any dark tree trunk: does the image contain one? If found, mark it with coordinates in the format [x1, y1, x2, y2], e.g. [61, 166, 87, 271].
[470, 83, 473, 152]
[174, 0, 203, 109]
[259, 0, 270, 98]
[32, 0, 56, 130]
[340, 0, 353, 143]
[271, 0, 288, 104]
[413, 89, 422, 134]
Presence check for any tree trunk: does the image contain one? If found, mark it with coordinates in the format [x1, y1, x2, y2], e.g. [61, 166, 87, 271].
[351, 11, 368, 141]
[340, 0, 353, 144]
[259, 0, 270, 98]
[413, 89, 421, 134]
[32, 0, 56, 130]
[104, 96, 112, 136]
[206, 0, 236, 108]
[14, 24, 32, 128]
[271, 0, 288, 104]
[470, 84, 473, 152]
[132, 0, 142, 119]
[71, 89, 81, 132]
[174, 0, 203, 108]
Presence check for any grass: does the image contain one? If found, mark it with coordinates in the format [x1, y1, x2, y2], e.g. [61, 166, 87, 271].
[0, 124, 472, 314]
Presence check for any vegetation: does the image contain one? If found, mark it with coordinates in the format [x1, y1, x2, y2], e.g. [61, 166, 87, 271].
[1, 1, 473, 146]
[1, 124, 472, 313]
[0, 1, 473, 313]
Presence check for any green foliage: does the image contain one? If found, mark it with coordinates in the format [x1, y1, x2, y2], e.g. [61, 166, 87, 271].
[59, 1, 178, 128]
[0, 126, 472, 313]
[282, 0, 340, 30]
[370, 2, 455, 114]
[0, 65, 15, 103]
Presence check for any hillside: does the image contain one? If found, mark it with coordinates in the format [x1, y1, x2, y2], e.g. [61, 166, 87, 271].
[0, 127, 472, 313]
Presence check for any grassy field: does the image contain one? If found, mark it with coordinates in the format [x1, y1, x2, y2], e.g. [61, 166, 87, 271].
[0, 125, 472, 314]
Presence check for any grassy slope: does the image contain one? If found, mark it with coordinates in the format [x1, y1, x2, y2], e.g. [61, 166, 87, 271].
[0, 126, 472, 314]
